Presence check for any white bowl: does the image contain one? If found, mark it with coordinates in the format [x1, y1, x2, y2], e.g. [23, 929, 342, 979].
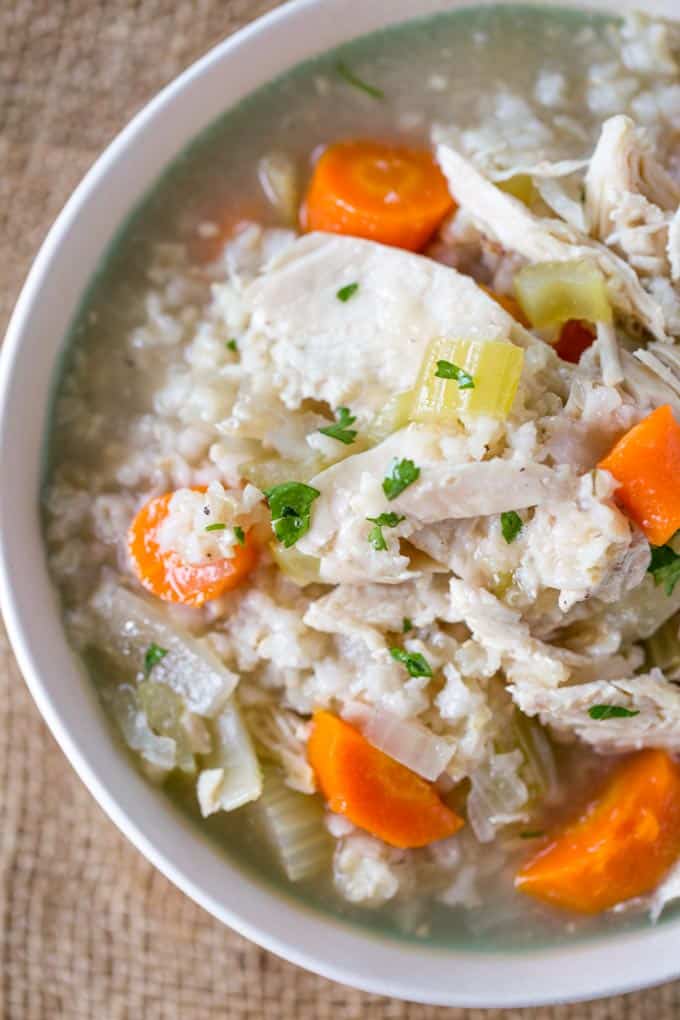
[2, 0, 680, 1006]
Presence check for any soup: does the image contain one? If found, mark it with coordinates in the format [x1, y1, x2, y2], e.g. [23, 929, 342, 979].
[44, 5, 680, 948]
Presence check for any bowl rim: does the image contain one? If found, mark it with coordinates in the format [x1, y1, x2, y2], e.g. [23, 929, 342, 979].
[2, 0, 680, 1006]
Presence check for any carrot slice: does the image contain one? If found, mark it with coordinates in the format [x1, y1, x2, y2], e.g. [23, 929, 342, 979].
[128, 490, 257, 608]
[598, 404, 680, 546]
[480, 285, 530, 327]
[301, 140, 455, 252]
[308, 711, 463, 848]
[516, 749, 680, 914]
[554, 319, 596, 364]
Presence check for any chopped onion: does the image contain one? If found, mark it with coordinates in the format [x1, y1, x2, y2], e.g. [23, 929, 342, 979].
[258, 152, 300, 226]
[646, 616, 680, 680]
[269, 541, 321, 587]
[512, 709, 559, 802]
[200, 700, 262, 813]
[343, 703, 454, 781]
[410, 337, 524, 424]
[514, 258, 612, 328]
[467, 750, 530, 843]
[260, 766, 333, 881]
[107, 684, 177, 771]
[91, 583, 237, 717]
[136, 680, 197, 773]
[239, 454, 323, 492]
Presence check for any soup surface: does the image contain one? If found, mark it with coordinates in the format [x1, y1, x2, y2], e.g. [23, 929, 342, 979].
[45, 4, 680, 947]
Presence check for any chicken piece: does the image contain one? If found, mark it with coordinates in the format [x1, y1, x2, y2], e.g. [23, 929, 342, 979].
[434, 132, 669, 340]
[585, 115, 680, 280]
[245, 232, 532, 421]
[297, 425, 577, 584]
[510, 669, 680, 753]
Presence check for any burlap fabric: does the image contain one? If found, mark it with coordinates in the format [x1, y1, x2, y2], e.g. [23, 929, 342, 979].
[3, 2, 680, 1017]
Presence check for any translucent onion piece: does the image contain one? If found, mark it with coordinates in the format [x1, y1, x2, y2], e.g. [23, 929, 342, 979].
[239, 454, 324, 492]
[365, 391, 414, 445]
[410, 337, 524, 423]
[136, 680, 196, 773]
[92, 584, 237, 717]
[258, 152, 300, 226]
[511, 709, 559, 803]
[467, 750, 530, 843]
[200, 700, 262, 812]
[108, 684, 177, 770]
[646, 617, 680, 680]
[260, 767, 333, 881]
[496, 174, 535, 206]
[514, 258, 612, 328]
[344, 703, 453, 781]
[269, 541, 321, 587]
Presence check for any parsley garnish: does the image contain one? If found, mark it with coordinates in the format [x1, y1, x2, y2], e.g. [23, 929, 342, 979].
[382, 458, 420, 501]
[337, 282, 359, 303]
[366, 511, 405, 551]
[501, 510, 523, 544]
[336, 61, 385, 99]
[648, 541, 680, 595]
[435, 359, 475, 389]
[588, 705, 640, 720]
[319, 406, 357, 445]
[205, 522, 227, 532]
[265, 481, 321, 548]
[402, 617, 413, 633]
[234, 526, 245, 545]
[520, 830, 544, 839]
[389, 647, 433, 678]
[144, 643, 168, 678]
[226, 338, 238, 352]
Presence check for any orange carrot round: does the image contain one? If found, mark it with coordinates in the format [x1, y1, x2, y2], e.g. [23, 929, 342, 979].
[301, 140, 454, 252]
[516, 749, 680, 914]
[598, 404, 680, 547]
[128, 490, 257, 608]
[308, 711, 463, 849]
[554, 320, 596, 364]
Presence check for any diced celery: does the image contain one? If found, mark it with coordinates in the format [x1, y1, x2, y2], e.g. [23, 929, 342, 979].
[136, 680, 196, 773]
[365, 390, 414, 445]
[497, 174, 535, 206]
[269, 541, 321, 586]
[514, 259, 612, 329]
[645, 616, 680, 679]
[260, 766, 333, 881]
[410, 337, 524, 424]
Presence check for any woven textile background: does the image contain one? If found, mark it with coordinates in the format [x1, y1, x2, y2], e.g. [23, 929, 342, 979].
[2, 1, 680, 1017]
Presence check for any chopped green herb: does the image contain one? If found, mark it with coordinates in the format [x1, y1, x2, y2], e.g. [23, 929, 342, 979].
[144, 643, 168, 678]
[265, 481, 321, 548]
[336, 60, 385, 99]
[389, 647, 433, 678]
[319, 406, 357, 445]
[402, 618, 413, 633]
[434, 359, 475, 389]
[382, 458, 420, 501]
[233, 526, 245, 545]
[226, 338, 238, 352]
[648, 541, 680, 596]
[501, 510, 523, 544]
[366, 511, 405, 551]
[520, 830, 545, 839]
[337, 282, 359, 303]
[588, 704, 640, 720]
[205, 522, 227, 532]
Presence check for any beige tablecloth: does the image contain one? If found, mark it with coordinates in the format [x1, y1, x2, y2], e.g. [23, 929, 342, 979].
[2, 2, 680, 1016]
